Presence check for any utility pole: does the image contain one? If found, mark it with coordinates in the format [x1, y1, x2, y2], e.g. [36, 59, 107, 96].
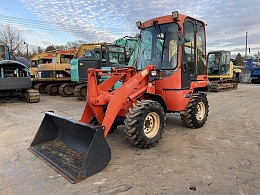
[245, 32, 248, 60]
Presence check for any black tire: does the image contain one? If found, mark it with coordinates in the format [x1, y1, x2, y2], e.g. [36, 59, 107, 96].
[180, 93, 209, 128]
[89, 106, 122, 133]
[89, 116, 118, 132]
[124, 100, 166, 148]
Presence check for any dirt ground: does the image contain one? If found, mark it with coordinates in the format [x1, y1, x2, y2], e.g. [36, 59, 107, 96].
[0, 83, 260, 195]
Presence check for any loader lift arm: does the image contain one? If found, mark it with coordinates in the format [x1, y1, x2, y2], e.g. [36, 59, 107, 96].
[80, 65, 157, 137]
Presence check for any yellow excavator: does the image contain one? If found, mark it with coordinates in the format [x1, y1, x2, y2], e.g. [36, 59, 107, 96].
[33, 49, 76, 95]
[207, 50, 241, 92]
[29, 52, 54, 86]
[73, 43, 107, 58]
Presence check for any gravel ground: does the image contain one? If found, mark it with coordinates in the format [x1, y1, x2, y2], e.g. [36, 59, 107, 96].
[0, 83, 260, 195]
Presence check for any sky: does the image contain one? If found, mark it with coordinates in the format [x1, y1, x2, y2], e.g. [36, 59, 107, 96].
[0, 0, 260, 57]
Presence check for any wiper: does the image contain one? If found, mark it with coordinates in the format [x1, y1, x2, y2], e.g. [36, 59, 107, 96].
[153, 20, 166, 62]
[153, 20, 163, 46]
[161, 32, 166, 62]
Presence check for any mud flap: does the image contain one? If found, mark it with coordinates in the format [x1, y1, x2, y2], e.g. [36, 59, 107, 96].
[29, 111, 111, 184]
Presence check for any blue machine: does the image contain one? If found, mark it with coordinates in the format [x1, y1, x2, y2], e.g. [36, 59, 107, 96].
[0, 41, 40, 102]
[71, 35, 139, 82]
[71, 35, 140, 99]
[246, 58, 260, 83]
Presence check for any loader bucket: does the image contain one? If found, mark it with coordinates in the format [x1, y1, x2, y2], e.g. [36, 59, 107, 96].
[29, 111, 111, 184]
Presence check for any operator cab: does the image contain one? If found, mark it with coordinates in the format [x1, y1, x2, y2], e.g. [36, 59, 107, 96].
[136, 11, 207, 89]
[208, 50, 232, 76]
[137, 23, 179, 72]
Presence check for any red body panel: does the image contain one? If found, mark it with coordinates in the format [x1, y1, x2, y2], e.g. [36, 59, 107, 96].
[80, 66, 156, 136]
[158, 89, 193, 111]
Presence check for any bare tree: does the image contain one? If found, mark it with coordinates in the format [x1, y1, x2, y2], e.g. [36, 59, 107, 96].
[45, 45, 55, 52]
[37, 46, 44, 53]
[66, 40, 86, 49]
[0, 23, 26, 55]
[55, 45, 66, 50]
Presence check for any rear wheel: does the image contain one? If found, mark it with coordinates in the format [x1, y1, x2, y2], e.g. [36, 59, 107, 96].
[124, 100, 166, 148]
[180, 93, 209, 128]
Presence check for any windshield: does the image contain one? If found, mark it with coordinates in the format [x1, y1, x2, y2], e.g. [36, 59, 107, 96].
[208, 52, 231, 75]
[38, 58, 52, 64]
[137, 23, 179, 71]
[84, 50, 97, 58]
[107, 46, 126, 65]
[60, 54, 74, 64]
[31, 60, 38, 67]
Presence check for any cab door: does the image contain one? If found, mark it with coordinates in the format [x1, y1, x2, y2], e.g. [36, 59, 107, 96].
[182, 19, 197, 89]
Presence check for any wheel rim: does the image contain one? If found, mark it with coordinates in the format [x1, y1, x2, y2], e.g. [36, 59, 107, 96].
[196, 102, 205, 121]
[143, 112, 160, 138]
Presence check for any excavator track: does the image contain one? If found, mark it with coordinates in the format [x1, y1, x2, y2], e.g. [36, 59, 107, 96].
[74, 84, 87, 100]
[59, 83, 77, 96]
[24, 89, 40, 103]
[210, 79, 238, 92]
[33, 83, 48, 93]
[45, 84, 61, 96]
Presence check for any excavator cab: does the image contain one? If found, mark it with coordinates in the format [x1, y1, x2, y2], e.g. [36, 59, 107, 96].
[29, 11, 210, 183]
[208, 50, 232, 76]
[207, 50, 240, 91]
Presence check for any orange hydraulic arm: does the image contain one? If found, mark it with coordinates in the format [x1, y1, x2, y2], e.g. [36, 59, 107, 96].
[80, 65, 157, 136]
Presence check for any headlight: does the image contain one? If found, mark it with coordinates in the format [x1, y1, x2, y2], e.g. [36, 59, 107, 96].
[56, 74, 64, 78]
[150, 70, 157, 76]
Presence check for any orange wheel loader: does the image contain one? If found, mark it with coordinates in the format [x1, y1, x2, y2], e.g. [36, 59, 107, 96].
[29, 11, 211, 183]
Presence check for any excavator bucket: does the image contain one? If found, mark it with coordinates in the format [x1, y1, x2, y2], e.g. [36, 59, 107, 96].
[29, 112, 111, 184]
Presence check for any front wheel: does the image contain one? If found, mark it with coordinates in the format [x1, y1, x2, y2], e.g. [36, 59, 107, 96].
[180, 93, 209, 128]
[124, 100, 166, 148]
